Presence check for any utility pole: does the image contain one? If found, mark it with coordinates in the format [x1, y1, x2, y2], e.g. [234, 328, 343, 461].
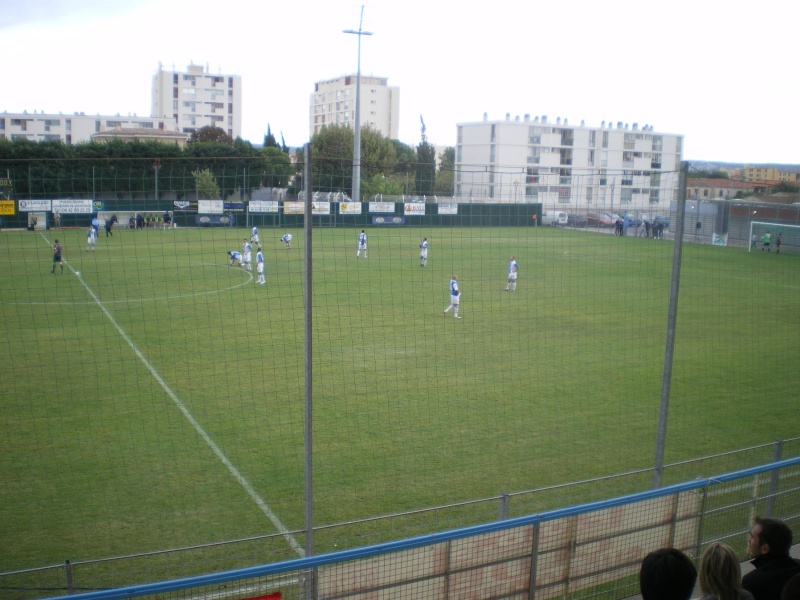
[343, 6, 372, 203]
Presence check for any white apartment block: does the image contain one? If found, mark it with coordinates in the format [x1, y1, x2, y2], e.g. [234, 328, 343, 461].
[455, 114, 683, 210]
[152, 63, 242, 140]
[0, 111, 179, 144]
[310, 74, 399, 139]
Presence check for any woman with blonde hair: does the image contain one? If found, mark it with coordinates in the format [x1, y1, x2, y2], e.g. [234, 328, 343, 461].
[699, 542, 754, 600]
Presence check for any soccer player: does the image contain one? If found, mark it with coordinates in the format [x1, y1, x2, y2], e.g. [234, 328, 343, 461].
[443, 275, 461, 319]
[280, 233, 292, 250]
[105, 214, 118, 237]
[504, 256, 519, 291]
[228, 250, 243, 267]
[256, 249, 266, 285]
[356, 230, 367, 258]
[86, 225, 97, 252]
[776, 233, 782, 254]
[251, 226, 262, 250]
[419, 237, 428, 267]
[51, 239, 63, 273]
[761, 230, 771, 252]
[163, 211, 172, 229]
[242, 239, 252, 272]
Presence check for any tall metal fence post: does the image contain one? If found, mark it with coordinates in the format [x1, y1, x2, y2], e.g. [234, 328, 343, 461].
[767, 440, 784, 517]
[65, 559, 73, 595]
[303, 143, 317, 600]
[499, 493, 510, 521]
[653, 162, 689, 489]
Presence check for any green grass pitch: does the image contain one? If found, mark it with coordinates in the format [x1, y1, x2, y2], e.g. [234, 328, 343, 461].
[1, 224, 798, 577]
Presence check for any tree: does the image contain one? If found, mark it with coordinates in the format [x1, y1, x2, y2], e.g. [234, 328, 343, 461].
[192, 168, 221, 199]
[262, 146, 294, 188]
[434, 147, 455, 196]
[189, 126, 233, 145]
[390, 139, 417, 194]
[414, 114, 436, 197]
[263, 125, 280, 149]
[361, 173, 403, 198]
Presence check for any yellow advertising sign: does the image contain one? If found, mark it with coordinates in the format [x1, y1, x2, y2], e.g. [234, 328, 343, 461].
[0, 200, 16, 216]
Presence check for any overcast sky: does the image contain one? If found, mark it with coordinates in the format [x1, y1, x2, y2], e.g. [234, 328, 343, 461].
[2, 0, 798, 164]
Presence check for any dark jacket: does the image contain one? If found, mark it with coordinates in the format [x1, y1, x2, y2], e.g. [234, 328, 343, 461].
[742, 554, 800, 600]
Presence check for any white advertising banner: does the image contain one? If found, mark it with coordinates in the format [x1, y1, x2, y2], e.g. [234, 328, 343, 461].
[283, 202, 304, 214]
[438, 203, 458, 215]
[369, 202, 395, 213]
[339, 202, 362, 215]
[18, 199, 52, 212]
[311, 202, 331, 215]
[404, 203, 426, 216]
[52, 199, 94, 214]
[249, 200, 279, 213]
[198, 200, 224, 214]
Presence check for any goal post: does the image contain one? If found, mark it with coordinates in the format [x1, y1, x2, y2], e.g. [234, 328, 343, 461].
[748, 221, 798, 253]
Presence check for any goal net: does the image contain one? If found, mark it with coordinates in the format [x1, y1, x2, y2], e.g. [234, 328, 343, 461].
[748, 221, 798, 253]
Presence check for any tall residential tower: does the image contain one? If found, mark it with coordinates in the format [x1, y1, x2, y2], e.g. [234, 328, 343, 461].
[310, 74, 399, 139]
[152, 63, 242, 139]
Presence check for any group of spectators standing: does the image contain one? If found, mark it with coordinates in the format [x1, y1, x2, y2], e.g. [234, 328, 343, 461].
[634, 218, 667, 239]
[639, 516, 800, 600]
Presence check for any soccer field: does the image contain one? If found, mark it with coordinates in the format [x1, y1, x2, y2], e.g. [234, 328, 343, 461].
[1, 224, 798, 576]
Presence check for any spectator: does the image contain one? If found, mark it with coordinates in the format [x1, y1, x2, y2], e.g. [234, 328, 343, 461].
[743, 517, 800, 600]
[699, 542, 754, 600]
[640, 548, 697, 600]
[781, 574, 800, 600]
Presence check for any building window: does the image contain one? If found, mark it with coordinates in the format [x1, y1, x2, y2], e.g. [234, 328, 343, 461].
[106, 121, 121, 128]
[652, 135, 663, 152]
[624, 134, 635, 149]
[558, 187, 571, 202]
[620, 189, 633, 203]
[586, 186, 593, 203]
[183, 88, 196, 96]
[602, 130, 608, 148]
[588, 149, 595, 166]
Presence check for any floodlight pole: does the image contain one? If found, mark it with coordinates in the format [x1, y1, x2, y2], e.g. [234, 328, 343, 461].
[344, 6, 372, 203]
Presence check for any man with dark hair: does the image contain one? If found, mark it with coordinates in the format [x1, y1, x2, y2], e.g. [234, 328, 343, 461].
[743, 517, 800, 600]
[639, 548, 697, 600]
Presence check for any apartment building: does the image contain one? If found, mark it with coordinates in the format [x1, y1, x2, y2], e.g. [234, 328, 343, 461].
[0, 111, 178, 144]
[741, 165, 799, 184]
[310, 74, 399, 139]
[152, 63, 242, 139]
[455, 114, 684, 209]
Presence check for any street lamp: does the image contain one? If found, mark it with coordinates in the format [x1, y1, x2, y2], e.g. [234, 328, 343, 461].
[343, 6, 372, 203]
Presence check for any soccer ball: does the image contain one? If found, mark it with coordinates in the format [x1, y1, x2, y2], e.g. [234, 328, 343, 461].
[75, 271, 80, 276]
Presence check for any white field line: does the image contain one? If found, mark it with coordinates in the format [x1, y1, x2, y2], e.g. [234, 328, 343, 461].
[41, 234, 305, 557]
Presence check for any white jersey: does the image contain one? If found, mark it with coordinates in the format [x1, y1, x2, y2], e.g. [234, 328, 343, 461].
[243, 242, 252, 262]
[358, 232, 367, 248]
[87, 227, 97, 244]
[281, 234, 292, 243]
[508, 259, 519, 278]
[420, 240, 428, 256]
[250, 227, 260, 244]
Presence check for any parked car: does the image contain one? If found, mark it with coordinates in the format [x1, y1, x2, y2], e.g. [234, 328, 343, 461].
[623, 214, 642, 227]
[542, 210, 568, 226]
[587, 213, 614, 227]
[567, 213, 588, 227]
[653, 215, 670, 228]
